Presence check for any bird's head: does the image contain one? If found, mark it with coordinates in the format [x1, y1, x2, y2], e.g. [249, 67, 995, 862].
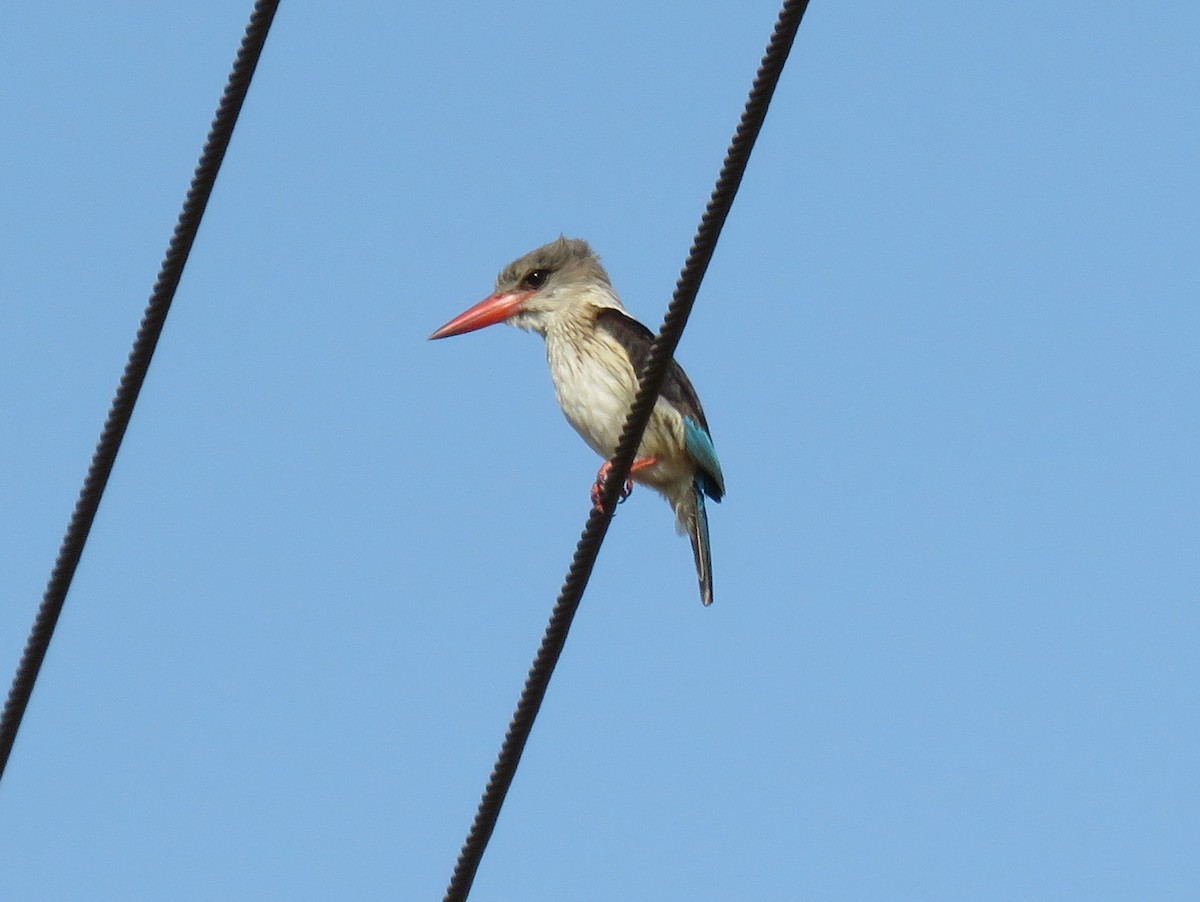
[429, 236, 617, 340]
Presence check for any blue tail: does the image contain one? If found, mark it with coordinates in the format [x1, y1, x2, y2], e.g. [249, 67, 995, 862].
[688, 479, 714, 606]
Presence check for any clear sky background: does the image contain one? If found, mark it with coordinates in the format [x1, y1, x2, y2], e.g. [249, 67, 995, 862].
[2, 2, 1197, 899]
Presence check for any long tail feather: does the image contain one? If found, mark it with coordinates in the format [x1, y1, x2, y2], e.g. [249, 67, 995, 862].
[687, 482, 714, 606]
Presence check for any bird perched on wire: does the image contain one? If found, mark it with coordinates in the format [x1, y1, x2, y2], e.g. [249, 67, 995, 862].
[429, 236, 725, 606]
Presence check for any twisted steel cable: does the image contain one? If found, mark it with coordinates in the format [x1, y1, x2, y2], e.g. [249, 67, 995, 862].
[444, 2, 811, 898]
[0, 0, 281, 779]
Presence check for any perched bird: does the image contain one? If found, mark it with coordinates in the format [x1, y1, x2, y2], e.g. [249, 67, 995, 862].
[429, 237, 725, 605]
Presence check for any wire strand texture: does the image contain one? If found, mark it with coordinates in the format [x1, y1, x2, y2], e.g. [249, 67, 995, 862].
[443, 1, 811, 898]
[0, 0, 281, 780]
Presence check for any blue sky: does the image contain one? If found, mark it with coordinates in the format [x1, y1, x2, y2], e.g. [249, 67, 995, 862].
[2, 2, 1197, 899]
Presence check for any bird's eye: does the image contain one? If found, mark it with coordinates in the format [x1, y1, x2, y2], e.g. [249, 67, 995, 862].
[522, 269, 549, 290]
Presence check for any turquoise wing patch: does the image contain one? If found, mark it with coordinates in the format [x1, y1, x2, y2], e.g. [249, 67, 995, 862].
[683, 416, 725, 501]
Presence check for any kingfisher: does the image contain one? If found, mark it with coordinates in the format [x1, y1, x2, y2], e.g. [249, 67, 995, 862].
[429, 237, 726, 606]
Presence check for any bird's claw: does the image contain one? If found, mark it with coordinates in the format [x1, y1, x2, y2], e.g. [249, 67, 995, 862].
[590, 470, 633, 512]
[591, 456, 659, 512]
[591, 460, 634, 513]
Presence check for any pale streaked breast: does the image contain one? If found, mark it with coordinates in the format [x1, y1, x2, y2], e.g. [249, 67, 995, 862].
[546, 329, 638, 458]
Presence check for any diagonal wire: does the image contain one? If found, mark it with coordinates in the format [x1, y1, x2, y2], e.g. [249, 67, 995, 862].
[444, 1, 811, 898]
[0, 0, 281, 781]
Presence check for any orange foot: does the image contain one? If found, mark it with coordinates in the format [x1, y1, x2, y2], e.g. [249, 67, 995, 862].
[590, 457, 659, 512]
